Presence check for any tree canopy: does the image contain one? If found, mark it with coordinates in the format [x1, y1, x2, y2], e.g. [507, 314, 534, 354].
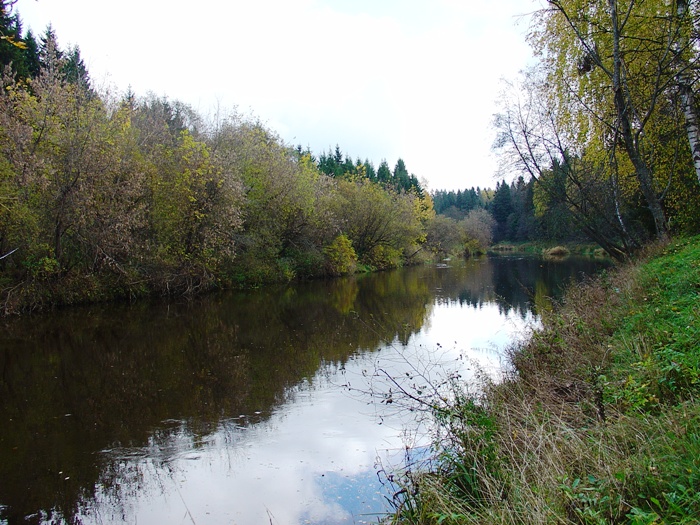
[493, 0, 700, 256]
[0, 10, 442, 311]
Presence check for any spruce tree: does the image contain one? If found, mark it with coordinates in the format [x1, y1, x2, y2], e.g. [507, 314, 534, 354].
[393, 158, 410, 190]
[491, 180, 514, 242]
[377, 160, 391, 184]
[22, 28, 40, 77]
[63, 45, 91, 91]
[0, 1, 27, 76]
[363, 159, 376, 181]
[39, 24, 62, 75]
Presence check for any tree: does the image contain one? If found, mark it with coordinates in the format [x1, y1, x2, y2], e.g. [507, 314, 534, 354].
[148, 129, 241, 283]
[63, 45, 91, 92]
[363, 159, 376, 181]
[132, 94, 201, 151]
[208, 118, 320, 281]
[393, 158, 409, 189]
[494, 66, 673, 258]
[331, 178, 424, 269]
[532, 161, 577, 241]
[491, 180, 513, 242]
[507, 176, 536, 241]
[18, 61, 100, 265]
[671, 0, 700, 186]
[0, 57, 154, 279]
[0, 69, 39, 269]
[0, 2, 41, 81]
[459, 208, 496, 252]
[376, 159, 392, 184]
[22, 29, 39, 78]
[425, 215, 461, 257]
[38, 24, 61, 74]
[527, 0, 700, 241]
[0, 1, 23, 68]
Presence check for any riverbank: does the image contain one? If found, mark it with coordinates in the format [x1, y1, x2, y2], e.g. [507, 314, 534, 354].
[0, 249, 432, 316]
[489, 241, 608, 257]
[390, 236, 700, 524]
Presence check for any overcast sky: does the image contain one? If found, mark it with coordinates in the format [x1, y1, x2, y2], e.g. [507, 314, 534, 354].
[16, 0, 537, 192]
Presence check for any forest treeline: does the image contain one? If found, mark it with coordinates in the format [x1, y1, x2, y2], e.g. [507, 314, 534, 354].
[3, 0, 700, 313]
[432, 176, 603, 246]
[0, 5, 493, 314]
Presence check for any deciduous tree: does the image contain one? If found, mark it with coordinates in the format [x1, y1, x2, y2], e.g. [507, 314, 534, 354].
[526, 0, 700, 241]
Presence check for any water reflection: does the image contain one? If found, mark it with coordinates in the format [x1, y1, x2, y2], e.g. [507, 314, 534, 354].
[0, 255, 610, 524]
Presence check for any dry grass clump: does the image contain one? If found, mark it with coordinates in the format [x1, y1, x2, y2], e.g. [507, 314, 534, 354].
[543, 245, 571, 258]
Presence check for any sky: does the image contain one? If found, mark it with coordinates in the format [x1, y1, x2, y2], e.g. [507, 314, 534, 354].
[15, 0, 537, 192]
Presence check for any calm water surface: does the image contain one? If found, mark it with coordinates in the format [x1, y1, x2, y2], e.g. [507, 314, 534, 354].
[0, 255, 610, 525]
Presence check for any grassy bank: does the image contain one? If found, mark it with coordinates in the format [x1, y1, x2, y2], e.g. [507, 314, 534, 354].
[389, 236, 700, 524]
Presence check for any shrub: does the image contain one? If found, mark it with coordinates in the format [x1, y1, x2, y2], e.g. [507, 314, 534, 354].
[323, 234, 357, 276]
[363, 245, 402, 270]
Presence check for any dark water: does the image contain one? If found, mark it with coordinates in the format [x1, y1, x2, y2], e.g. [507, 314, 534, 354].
[0, 255, 610, 525]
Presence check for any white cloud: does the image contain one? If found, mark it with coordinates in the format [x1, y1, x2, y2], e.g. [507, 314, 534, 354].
[16, 0, 535, 190]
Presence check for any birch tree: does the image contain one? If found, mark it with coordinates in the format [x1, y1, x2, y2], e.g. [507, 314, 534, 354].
[528, 0, 700, 241]
[495, 71, 643, 259]
[675, 0, 700, 185]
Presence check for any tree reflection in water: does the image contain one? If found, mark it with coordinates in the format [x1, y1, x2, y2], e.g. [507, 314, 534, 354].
[0, 255, 610, 524]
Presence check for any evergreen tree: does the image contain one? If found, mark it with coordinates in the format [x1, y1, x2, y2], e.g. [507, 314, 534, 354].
[377, 160, 391, 184]
[491, 180, 513, 242]
[317, 146, 345, 178]
[38, 24, 62, 75]
[0, 1, 28, 77]
[342, 154, 354, 177]
[508, 176, 535, 241]
[408, 174, 422, 196]
[393, 158, 410, 190]
[63, 45, 91, 91]
[333, 145, 343, 165]
[22, 28, 40, 78]
[317, 149, 335, 177]
[363, 159, 376, 181]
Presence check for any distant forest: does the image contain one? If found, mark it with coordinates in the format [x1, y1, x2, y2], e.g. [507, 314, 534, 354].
[431, 176, 590, 244]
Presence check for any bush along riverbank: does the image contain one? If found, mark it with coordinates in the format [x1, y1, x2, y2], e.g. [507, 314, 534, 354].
[388, 236, 700, 524]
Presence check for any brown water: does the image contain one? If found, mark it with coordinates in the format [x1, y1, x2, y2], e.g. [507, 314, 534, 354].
[0, 255, 610, 525]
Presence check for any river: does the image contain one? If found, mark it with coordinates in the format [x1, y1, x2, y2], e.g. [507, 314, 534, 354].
[0, 255, 610, 525]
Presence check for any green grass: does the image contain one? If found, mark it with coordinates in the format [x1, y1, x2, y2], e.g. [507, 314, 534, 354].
[387, 236, 700, 524]
[607, 239, 700, 411]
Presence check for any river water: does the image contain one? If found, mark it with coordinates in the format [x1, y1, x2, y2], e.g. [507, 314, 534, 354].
[0, 255, 610, 525]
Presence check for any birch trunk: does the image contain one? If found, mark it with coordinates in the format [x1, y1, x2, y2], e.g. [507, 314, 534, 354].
[680, 82, 700, 185]
[677, 0, 700, 185]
